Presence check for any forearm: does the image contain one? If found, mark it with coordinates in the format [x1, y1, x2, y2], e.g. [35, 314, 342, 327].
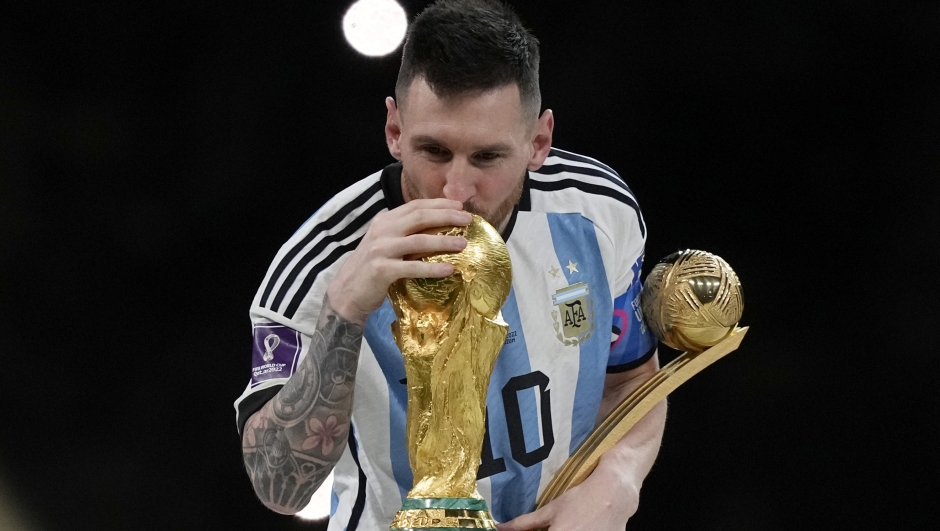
[241, 294, 363, 514]
[593, 399, 665, 507]
[239, 200, 469, 513]
[593, 357, 667, 510]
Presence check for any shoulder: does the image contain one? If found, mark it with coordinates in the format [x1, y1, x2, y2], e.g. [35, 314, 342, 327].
[290, 169, 387, 242]
[252, 167, 392, 322]
[528, 148, 646, 237]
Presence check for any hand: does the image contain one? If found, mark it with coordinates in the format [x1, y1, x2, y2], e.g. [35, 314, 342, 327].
[496, 465, 639, 531]
[326, 198, 471, 323]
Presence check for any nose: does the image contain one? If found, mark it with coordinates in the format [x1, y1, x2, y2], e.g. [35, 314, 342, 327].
[441, 160, 476, 204]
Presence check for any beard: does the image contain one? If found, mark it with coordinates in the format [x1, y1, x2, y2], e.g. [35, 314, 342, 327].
[401, 169, 525, 232]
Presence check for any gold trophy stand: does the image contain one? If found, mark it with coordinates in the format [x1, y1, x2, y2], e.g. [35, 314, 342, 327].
[390, 498, 497, 530]
[536, 326, 749, 509]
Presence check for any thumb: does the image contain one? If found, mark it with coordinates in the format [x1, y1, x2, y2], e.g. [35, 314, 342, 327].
[496, 505, 553, 531]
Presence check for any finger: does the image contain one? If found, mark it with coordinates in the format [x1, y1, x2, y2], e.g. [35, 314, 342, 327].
[396, 234, 468, 260]
[496, 506, 552, 531]
[398, 208, 472, 235]
[384, 259, 455, 280]
[399, 198, 465, 212]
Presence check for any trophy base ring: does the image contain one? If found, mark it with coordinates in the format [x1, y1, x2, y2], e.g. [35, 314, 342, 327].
[390, 498, 497, 530]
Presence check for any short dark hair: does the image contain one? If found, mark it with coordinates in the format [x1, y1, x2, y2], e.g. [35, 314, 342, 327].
[395, 0, 541, 118]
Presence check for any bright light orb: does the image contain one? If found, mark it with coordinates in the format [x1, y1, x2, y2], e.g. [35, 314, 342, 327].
[295, 471, 334, 521]
[343, 0, 408, 57]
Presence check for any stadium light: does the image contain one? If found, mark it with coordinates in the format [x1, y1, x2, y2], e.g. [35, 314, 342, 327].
[342, 0, 408, 57]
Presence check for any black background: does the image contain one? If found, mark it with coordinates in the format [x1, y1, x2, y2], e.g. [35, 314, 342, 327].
[1, 0, 938, 529]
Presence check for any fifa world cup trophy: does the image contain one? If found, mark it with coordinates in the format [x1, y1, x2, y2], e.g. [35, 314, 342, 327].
[536, 249, 747, 509]
[387, 215, 512, 530]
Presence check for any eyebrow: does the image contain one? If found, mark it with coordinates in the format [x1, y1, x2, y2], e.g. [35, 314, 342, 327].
[410, 135, 513, 153]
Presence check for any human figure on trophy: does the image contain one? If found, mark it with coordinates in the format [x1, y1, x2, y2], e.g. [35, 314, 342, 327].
[388, 216, 513, 502]
[235, 1, 666, 529]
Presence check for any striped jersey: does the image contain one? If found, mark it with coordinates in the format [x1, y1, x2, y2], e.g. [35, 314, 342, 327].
[234, 147, 655, 529]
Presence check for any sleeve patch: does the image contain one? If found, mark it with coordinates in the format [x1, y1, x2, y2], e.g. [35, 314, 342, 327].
[608, 270, 655, 368]
[251, 323, 301, 387]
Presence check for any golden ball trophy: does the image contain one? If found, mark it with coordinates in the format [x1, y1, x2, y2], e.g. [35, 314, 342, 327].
[535, 249, 748, 509]
[388, 215, 512, 530]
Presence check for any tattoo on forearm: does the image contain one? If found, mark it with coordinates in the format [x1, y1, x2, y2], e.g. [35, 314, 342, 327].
[242, 295, 362, 512]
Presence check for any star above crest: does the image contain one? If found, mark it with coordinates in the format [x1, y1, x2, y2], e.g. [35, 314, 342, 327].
[566, 260, 579, 274]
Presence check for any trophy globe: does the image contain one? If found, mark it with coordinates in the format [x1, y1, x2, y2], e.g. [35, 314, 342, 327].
[641, 250, 743, 352]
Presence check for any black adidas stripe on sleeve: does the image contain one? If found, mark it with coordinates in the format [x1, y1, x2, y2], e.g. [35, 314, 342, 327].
[282, 235, 364, 319]
[269, 201, 381, 316]
[260, 180, 382, 309]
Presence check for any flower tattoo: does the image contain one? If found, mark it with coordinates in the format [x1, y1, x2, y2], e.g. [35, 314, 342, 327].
[302, 415, 346, 455]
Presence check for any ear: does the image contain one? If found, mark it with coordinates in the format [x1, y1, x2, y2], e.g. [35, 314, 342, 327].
[527, 109, 554, 171]
[385, 96, 403, 161]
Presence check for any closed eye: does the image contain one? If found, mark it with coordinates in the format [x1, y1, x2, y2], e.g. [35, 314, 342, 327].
[473, 152, 503, 165]
[420, 145, 451, 159]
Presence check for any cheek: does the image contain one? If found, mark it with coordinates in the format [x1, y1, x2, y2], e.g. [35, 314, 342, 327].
[402, 158, 445, 196]
[478, 167, 522, 200]
[475, 178, 502, 201]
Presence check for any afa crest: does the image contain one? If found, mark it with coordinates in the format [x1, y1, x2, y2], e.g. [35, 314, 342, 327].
[551, 282, 594, 346]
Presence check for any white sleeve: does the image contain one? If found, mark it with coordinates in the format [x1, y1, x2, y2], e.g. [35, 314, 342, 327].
[233, 172, 385, 432]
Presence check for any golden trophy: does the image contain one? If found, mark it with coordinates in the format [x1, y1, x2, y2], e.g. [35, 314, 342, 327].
[388, 215, 512, 530]
[536, 249, 747, 508]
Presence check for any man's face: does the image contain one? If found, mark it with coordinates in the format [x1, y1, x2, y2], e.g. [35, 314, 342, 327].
[385, 78, 553, 231]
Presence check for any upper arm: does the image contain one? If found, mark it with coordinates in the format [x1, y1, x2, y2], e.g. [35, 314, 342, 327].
[603, 354, 659, 400]
[597, 353, 660, 425]
[607, 255, 656, 373]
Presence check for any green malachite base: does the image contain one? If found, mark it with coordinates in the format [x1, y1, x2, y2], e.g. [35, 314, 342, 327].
[390, 497, 497, 530]
[401, 498, 489, 511]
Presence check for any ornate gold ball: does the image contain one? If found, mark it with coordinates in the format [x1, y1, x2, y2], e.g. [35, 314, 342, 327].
[640, 249, 743, 352]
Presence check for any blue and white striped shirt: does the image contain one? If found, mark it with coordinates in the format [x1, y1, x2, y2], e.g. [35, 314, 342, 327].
[235, 148, 655, 529]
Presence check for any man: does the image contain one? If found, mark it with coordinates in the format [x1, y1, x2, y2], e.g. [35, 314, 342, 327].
[235, 1, 665, 529]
